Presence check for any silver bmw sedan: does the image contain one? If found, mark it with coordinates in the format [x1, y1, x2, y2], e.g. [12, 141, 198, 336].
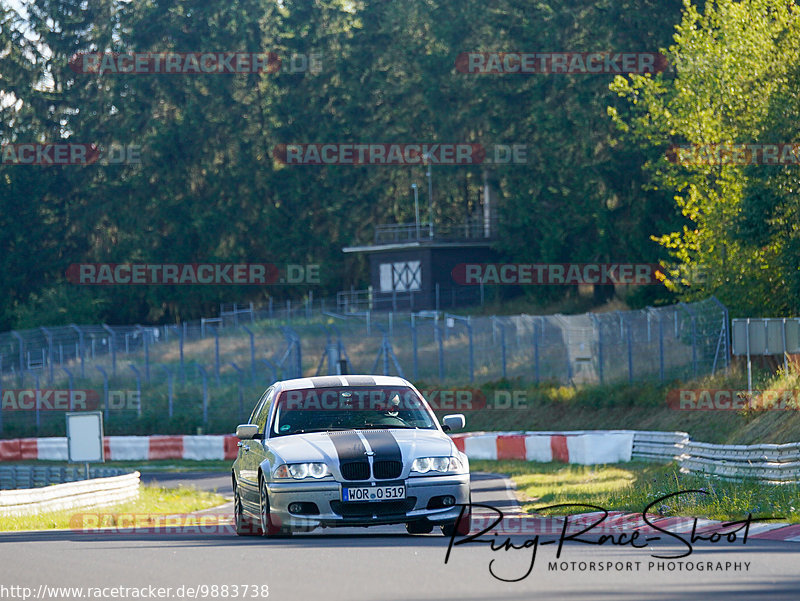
[232, 375, 471, 537]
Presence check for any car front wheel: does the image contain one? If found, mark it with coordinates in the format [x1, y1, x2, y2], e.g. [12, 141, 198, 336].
[259, 477, 292, 537]
[234, 480, 261, 536]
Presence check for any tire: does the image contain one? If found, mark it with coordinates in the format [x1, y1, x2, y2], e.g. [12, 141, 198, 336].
[234, 481, 262, 536]
[259, 477, 292, 537]
[441, 498, 471, 537]
[405, 520, 433, 535]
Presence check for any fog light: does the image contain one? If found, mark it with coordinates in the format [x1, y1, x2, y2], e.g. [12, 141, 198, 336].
[288, 503, 303, 513]
[442, 496, 455, 506]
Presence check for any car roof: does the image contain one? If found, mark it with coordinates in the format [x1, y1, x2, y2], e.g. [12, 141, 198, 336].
[274, 375, 412, 391]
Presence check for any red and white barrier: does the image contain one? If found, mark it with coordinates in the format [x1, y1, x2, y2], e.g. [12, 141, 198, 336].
[0, 435, 240, 462]
[1, 430, 632, 464]
[451, 431, 634, 464]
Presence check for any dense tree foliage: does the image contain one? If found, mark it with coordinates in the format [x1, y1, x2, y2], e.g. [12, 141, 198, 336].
[8, 0, 792, 328]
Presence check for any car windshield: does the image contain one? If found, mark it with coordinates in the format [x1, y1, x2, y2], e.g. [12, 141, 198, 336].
[270, 386, 438, 436]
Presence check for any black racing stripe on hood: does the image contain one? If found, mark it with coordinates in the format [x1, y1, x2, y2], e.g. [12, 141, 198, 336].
[361, 430, 402, 462]
[327, 430, 368, 462]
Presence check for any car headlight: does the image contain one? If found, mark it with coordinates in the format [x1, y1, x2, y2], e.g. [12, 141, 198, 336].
[273, 463, 330, 479]
[411, 456, 465, 474]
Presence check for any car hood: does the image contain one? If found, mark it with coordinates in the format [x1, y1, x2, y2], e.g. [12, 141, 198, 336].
[266, 429, 456, 465]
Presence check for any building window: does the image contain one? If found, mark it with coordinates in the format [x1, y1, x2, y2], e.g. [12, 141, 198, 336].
[379, 261, 421, 292]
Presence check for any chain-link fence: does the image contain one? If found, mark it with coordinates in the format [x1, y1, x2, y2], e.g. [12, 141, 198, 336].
[0, 297, 729, 437]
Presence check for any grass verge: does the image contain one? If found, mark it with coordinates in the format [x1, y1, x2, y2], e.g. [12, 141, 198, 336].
[471, 459, 800, 524]
[0, 483, 227, 532]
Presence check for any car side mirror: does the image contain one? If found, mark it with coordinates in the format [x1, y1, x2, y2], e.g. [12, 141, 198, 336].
[236, 424, 259, 439]
[441, 414, 465, 432]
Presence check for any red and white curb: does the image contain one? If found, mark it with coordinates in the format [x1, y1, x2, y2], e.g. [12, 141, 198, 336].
[451, 431, 633, 464]
[0, 435, 240, 462]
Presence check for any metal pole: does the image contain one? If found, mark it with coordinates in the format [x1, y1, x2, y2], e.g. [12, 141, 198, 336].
[160, 365, 174, 419]
[102, 325, 116, 376]
[96, 366, 109, 422]
[128, 365, 142, 418]
[41, 327, 54, 383]
[436, 324, 444, 380]
[467, 318, 474, 383]
[231, 363, 245, 423]
[627, 324, 634, 384]
[70, 324, 85, 378]
[34, 372, 40, 433]
[63, 368, 75, 411]
[242, 326, 256, 383]
[198, 366, 209, 425]
[213, 327, 221, 385]
[426, 163, 433, 238]
[412, 184, 420, 240]
[659, 313, 665, 382]
[746, 318, 752, 396]
[411, 315, 418, 380]
[12, 331, 24, 385]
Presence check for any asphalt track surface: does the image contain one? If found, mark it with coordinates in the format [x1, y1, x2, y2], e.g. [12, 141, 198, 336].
[1, 472, 799, 601]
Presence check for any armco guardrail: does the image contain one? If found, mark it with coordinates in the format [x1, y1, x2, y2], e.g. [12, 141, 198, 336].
[0, 471, 140, 516]
[679, 441, 800, 484]
[631, 430, 690, 462]
[0, 465, 129, 490]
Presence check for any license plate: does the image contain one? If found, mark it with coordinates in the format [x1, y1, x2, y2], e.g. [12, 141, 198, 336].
[342, 485, 405, 502]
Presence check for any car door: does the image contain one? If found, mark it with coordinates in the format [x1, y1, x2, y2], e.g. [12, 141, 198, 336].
[237, 387, 274, 509]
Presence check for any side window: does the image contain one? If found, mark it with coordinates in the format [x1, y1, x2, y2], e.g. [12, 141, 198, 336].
[248, 387, 272, 427]
[255, 387, 276, 437]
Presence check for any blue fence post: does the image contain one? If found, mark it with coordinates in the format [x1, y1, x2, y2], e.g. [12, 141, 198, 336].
[160, 365, 174, 419]
[500, 323, 507, 379]
[96, 366, 109, 422]
[180, 324, 186, 384]
[12, 331, 24, 385]
[41, 327, 54, 383]
[102, 325, 116, 376]
[627, 324, 634, 384]
[231, 363, 245, 423]
[128, 364, 142, 418]
[197, 366, 209, 425]
[143, 329, 150, 384]
[435, 323, 444, 381]
[34, 372, 41, 433]
[467, 317, 474, 383]
[63, 367, 75, 410]
[70, 324, 85, 379]
[242, 326, 256, 383]
[212, 327, 221, 385]
[658, 312, 665, 382]
[411, 315, 418, 380]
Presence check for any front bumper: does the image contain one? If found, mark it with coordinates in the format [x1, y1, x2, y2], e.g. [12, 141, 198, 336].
[266, 473, 470, 529]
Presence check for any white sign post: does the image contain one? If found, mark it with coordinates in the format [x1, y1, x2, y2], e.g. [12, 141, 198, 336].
[66, 411, 105, 479]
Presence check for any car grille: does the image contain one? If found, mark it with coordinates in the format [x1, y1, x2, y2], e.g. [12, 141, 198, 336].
[340, 461, 370, 481]
[330, 498, 417, 518]
[372, 460, 402, 479]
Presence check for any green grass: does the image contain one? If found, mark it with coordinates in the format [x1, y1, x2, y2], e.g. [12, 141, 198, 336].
[471, 459, 800, 523]
[0, 483, 227, 532]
